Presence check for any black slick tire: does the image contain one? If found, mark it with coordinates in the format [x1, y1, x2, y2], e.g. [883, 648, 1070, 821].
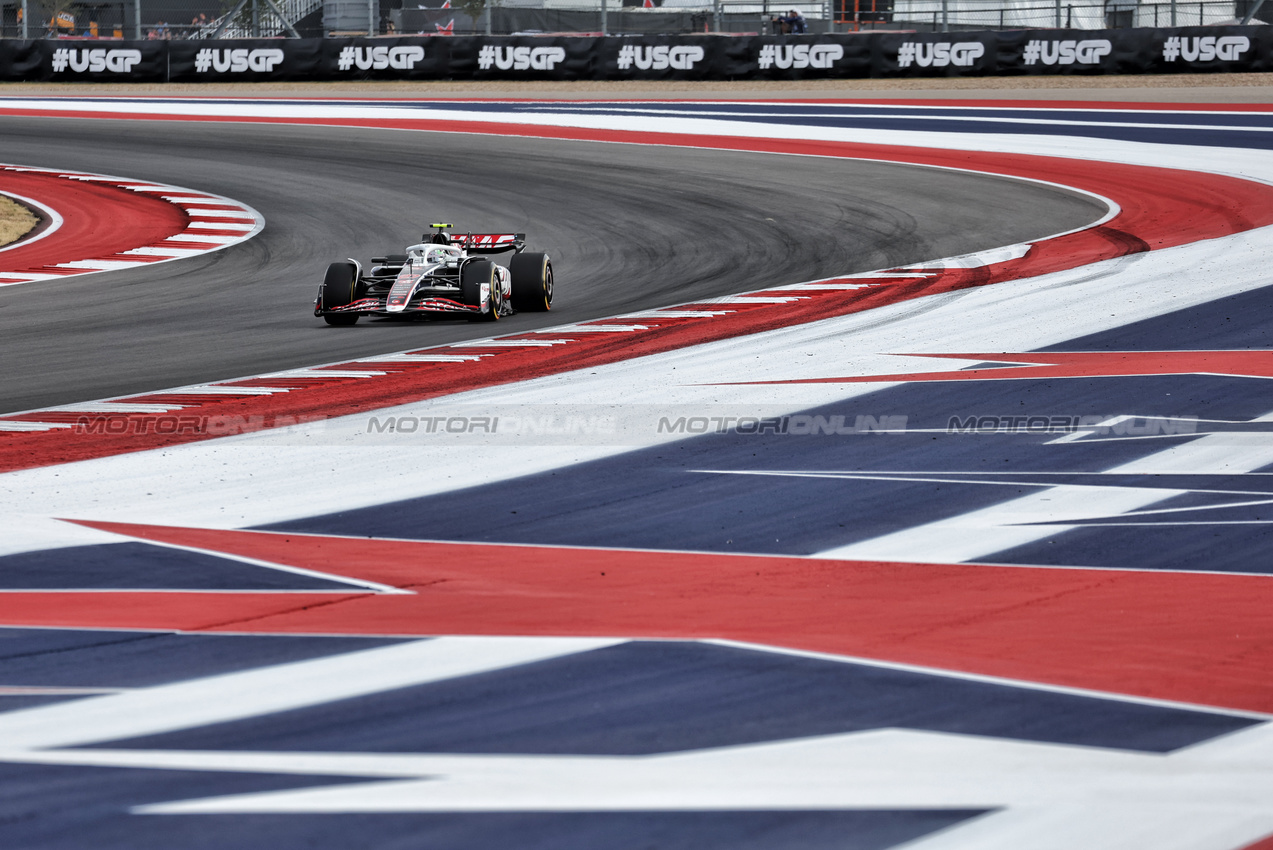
[510, 252, 553, 312]
[321, 261, 359, 327]
[460, 260, 500, 322]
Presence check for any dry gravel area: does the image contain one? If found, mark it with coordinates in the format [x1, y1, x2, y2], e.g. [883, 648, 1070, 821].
[2, 72, 1273, 101]
[0, 195, 37, 248]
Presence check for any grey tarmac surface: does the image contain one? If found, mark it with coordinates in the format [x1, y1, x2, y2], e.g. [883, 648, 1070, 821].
[0, 107, 1104, 413]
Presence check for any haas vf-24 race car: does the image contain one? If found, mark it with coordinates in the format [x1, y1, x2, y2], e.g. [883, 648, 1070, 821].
[315, 225, 553, 326]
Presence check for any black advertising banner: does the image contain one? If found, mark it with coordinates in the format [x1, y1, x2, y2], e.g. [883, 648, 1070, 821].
[872, 32, 996, 77]
[995, 29, 1138, 75]
[1146, 26, 1273, 74]
[169, 39, 324, 82]
[601, 36, 717, 81]
[713, 36, 764, 79]
[447, 36, 595, 81]
[2, 28, 1272, 83]
[744, 36, 870, 80]
[320, 37, 450, 81]
[38, 40, 165, 82]
[0, 40, 44, 82]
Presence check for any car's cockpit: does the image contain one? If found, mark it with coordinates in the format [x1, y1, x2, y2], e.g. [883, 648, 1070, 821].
[405, 242, 464, 269]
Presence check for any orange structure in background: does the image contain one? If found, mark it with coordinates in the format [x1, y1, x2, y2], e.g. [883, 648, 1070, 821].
[835, 0, 892, 29]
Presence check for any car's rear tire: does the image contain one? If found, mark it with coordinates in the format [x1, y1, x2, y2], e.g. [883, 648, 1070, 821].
[510, 252, 553, 312]
[460, 260, 500, 322]
[321, 261, 359, 327]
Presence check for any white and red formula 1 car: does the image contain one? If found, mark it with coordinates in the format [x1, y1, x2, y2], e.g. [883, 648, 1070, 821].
[315, 224, 553, 326]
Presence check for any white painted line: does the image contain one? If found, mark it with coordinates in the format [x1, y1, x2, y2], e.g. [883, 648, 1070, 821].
[44, 402, 186, 414]
[117, 247, 202, 258]
[624, 310, 735, 318]
[143, 386, 291, 396]
[163, 234, 240, 244]
[533, 325, 648, 333]
[0, 686, 128, 695]
[0, 636, 623, 750]
[54, 260, 146, 271]
[698, 295, 809, 304]
[842, 272, 938, 279]
[186, 222, 256, 231]
[262, 369, 387, 379]
[815, 433, 1273, 565]
[779, 282, 875, 290]
[115, 537, 411, 595]
[359, 354, 488, 363]
[449, 339, 573, 348]
[183, 209, 257, 219]
[1047, 415, 1130, 444]
[708, 639, 1273, 720]
[45, 723, 1271, 850]
[0, 421, 72, 432]
[898, 244, 1033, 270]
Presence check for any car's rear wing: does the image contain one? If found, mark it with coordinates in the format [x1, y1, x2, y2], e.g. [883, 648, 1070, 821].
[450, 233, 525, 254]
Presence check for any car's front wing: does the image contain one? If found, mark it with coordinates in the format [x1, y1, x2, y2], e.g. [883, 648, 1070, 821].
[314, 295, 483, 318]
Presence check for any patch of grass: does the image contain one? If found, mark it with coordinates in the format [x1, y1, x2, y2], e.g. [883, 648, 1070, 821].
[0, 195, 38, 248]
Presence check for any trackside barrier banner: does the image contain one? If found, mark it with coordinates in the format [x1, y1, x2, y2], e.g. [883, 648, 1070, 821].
[0, 26, 1269, 82]
[873, 33, 998, 76]
[169, 39, 324, 82]
[3, 40, 166, 82]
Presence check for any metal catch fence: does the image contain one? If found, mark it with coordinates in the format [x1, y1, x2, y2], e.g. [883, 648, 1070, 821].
[0, 0, 1259, 38]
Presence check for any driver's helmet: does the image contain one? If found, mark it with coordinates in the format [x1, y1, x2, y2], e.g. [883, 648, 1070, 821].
[424, 246, 449, 265]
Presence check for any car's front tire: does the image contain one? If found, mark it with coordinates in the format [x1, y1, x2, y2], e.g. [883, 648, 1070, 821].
[321, 261, 360, 326]
[461, 260, 500, 322]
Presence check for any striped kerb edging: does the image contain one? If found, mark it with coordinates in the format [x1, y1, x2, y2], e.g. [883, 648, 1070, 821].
[2, 134, 1273, 471]
[0, 164, 263, 287]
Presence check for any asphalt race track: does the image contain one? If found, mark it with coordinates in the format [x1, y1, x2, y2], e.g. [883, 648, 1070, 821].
[3, 92, 1273, 850]
[0, 116, 1104, 413]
